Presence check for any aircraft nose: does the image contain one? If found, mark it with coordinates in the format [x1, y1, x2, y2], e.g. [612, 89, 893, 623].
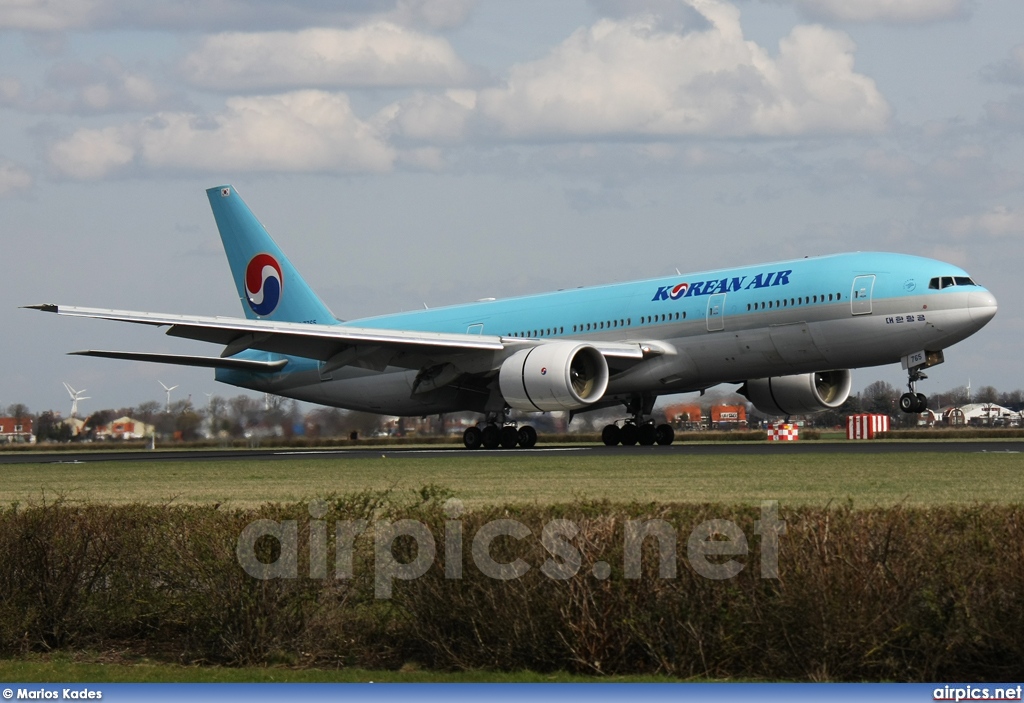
[968, 290, 998, 325]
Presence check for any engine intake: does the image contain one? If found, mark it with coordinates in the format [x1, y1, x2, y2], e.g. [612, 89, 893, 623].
[741, 370, 852, 416]
[499, 342, 609, 412]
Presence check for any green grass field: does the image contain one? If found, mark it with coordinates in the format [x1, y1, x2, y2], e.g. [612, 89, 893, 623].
[3, 450, 1022, 507]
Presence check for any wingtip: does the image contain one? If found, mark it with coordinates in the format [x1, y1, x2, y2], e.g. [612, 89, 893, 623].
[23, 304, 59, 313]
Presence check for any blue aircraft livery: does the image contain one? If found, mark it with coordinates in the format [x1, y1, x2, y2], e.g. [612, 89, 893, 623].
[652, 269, 792, 301]
[29, 184, 998, 451]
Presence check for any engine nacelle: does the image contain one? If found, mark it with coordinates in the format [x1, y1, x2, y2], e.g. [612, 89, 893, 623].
[741, 370, 852, 416]
[499, 342, 609, 412]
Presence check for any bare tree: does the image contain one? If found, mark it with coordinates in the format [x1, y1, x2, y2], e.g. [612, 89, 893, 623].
[863, 380, 899, 414]
[975, 385, 999, 404]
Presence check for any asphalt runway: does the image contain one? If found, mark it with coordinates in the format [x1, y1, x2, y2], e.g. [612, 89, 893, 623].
[1, 440, 1021, 464]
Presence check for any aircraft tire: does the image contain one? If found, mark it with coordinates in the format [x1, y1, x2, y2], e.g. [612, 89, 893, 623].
[601, 424, 621, 446]
[638, 423, 658, 446]
[499, 425, 520, 449]
[619, 423, 639, 446]
[899, 393, 917, 413]
[915, 393, 928, 412]
[518, 425, 538, 448]
[481, 424, 501, 449]
[463, 426, 483, 450]
[655, 423, 675, 446]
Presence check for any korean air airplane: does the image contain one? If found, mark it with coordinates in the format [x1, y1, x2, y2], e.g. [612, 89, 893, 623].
[28, 185, 998, 449]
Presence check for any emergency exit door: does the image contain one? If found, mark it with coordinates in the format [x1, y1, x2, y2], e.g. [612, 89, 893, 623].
[707, 293, 726, 331]
[851, 275, 875, 315]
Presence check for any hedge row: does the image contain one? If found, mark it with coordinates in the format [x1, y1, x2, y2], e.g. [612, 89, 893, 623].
[1, 493, 1021, 680]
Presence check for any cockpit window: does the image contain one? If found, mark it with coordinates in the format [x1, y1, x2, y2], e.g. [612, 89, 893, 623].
[929, 276, 978, 290]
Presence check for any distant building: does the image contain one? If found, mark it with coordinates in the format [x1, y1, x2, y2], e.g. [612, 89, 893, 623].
[710, 404, 747, 429]
[940, 404, 1021, 427]
[664, 404, 705, 429]
[0, 417, 35, 443]
[94, 416, 155, 440]
[60, 417, 87, 437]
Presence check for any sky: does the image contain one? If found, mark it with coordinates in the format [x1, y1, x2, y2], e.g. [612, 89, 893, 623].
[2, 0, 1023, 417]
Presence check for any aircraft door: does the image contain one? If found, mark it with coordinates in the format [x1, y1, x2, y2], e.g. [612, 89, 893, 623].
[707, 293, 726, 331]
[851, 275, 875, 315]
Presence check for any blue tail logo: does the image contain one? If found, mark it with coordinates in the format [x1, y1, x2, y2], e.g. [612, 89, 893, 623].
[207, 184, 339, 324]
[245, 253, 283, 316]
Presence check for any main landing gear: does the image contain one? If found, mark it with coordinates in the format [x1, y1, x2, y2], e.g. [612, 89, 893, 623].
[601, 395, 675, 446]
[463, 419, 538, 450]
[899, 367, 929, 414]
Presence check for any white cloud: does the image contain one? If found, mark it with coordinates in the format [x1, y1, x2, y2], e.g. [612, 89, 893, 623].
[381, 90, 476, 141]
[48, 90, 395, 178]
[1, 58, 167, 114]
[181, 23, 472, 91]
[0, 0, 475, 31]
[47, 125, 136, 179]
[0, 160, 33, 196]
[782, 0, 970, 24]
[948, 206, 1024, 239]
[475, 0, 890, 138]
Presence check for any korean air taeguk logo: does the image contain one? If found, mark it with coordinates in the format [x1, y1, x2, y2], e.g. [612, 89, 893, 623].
[245, 253, 283, 316]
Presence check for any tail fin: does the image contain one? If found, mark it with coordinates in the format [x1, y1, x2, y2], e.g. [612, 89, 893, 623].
[207, 185, 337, 324]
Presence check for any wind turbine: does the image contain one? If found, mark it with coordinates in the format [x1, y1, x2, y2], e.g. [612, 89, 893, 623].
[63, 382, 90, 418]
[159, 381, 179, 413]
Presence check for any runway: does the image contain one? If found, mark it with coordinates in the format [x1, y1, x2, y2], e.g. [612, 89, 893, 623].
[1, 440, 1021, 464]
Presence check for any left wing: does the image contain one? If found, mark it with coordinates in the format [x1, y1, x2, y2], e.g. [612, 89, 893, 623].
[27, 304, 653, 374]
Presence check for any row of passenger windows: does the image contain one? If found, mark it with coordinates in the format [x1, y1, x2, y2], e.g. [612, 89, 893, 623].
[507, 311, 692, 338]
[929, 276, 976, 289]
[506, 293, 844, 338]
[746, 292, 843, 311]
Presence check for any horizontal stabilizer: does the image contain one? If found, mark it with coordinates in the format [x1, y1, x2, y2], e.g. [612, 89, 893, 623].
[70, 350, 288, 372]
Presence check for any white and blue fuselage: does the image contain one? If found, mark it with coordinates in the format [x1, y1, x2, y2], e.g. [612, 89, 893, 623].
[217, 251, 996, 416]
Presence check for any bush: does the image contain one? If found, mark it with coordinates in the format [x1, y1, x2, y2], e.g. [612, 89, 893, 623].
[0, 495, 1021, 679]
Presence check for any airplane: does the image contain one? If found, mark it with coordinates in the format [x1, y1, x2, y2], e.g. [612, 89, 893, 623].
[27, 185, 998, 449]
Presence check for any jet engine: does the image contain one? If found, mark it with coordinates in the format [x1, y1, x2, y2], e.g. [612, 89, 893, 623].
[741, 370, 852, 416]
[499, 342, 609, 412]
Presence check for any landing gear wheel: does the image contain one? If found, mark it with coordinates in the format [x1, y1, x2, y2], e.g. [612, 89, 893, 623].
[638, 423, 658, 446]
[916, 393, 928, 412]
[601, 424, 621, 446]
[481, 424, 501, 449]
[619, 423, 639, 446]
[899, 393, 918, 413]
[499, 425, 519, 449]
[518, 425, 538, 448]
[655, 424, 675, 446]
[463, 426, 482, 450]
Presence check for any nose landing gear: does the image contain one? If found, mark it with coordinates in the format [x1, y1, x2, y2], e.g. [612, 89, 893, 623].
[899, 368, 929, 414]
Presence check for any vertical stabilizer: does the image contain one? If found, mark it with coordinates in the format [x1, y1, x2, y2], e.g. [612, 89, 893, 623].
[207, 185, 337, 324]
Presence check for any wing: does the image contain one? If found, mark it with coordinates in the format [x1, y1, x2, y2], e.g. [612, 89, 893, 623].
[27, 304, 657, 374]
